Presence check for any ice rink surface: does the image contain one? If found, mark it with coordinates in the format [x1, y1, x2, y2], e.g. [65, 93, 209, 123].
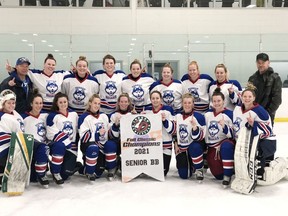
[1, 123, 287, 216]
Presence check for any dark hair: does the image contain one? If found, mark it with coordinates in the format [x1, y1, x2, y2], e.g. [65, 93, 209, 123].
[51, 92, 68, 112]
[44, 53, 56, 64]
[212, 87, 225, 101]
[150, 90, 163, 100]
[76, 55, 88, 67]
[162, 63, 173, 74]
[116, 93, 133, 112]
[103, 54, 116, 65]
[130, 59, 142, 70]
[28, 89, 43, 111]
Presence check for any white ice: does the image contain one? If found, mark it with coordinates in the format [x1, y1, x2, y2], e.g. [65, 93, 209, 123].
[1, 122, 288, 216]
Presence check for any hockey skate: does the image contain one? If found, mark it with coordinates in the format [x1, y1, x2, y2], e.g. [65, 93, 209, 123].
[195, 169, 204, 183]
[38, 175, 49, 189]
[222, 175, 231, 189]
[52, 173, 64, 185]
[107, 168, 117, 181]
[86, 173, 96, 181]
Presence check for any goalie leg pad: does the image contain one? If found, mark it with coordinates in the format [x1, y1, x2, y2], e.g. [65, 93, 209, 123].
[257, 157, 288, 186]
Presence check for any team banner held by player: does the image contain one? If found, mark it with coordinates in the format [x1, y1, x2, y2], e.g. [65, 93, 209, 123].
[120, 114, 164, 183]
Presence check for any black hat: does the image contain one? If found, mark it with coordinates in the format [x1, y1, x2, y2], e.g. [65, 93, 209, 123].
[256, 53, 269, 62]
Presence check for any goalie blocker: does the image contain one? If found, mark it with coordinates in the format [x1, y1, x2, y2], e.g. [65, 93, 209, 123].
[231, 127, 288, 195]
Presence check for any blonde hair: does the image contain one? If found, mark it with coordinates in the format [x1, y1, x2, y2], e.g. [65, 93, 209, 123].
[214, 63, 229, 81]
[242, 82, 257, 97]
[182, 92, 194, 102]
[188, 61, 199, 71]
[86, 94, 101, 111]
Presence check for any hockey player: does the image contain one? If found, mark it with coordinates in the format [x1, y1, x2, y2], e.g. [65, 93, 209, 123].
[149, 63, 183, 114]
[22, 91, 49, 188]
[122, 59, 155, 113]
[0, 90, 25, 189]
[175, 93, 206, 181]
[208, 63, 242, 111]
[143, 91, 175, 176]
[78, 94, 118, 181]
[232, 84, 288, 194]
[62, 56, 100, 115]
[181, 61, 213, 114]
[204, 88, 235, 187]
[46, 92, 79, 184]
[92, 54, 126, 115]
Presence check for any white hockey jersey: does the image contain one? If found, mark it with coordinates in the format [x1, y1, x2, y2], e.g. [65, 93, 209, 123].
[121, 73, 154, 113]
[22, 112, 48, 143]
[62, 73, 100, 115]
[78, 111, 110, 148]
[109, 110, 132, 139]
[28, 69, 71, 111]
[149, 79, 183, 114]
[208, 80, 242, 111]
[92, 70, 126, 114]
[46, 109, 78, 153]
[233, 104, 273, 141]
[175, 111, 206, 152]
[204, 108, 234, 148]
[181, 74, 214, 113]
[0, 110, 24, 155]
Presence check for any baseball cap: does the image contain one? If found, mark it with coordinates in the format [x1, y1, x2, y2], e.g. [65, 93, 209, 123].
[16, 57, 31, 66]
[256, 53, 269, 62]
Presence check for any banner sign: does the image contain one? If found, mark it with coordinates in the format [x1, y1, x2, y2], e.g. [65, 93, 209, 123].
[120, 114, 164, 183]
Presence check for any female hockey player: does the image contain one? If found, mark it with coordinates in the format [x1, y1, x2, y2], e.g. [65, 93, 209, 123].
[232, 83, 288, 194]
[46, 92, 79, 184]
[0, 90, 25, 189]
[181, 61, 213, 114]
[174, 93, 206, 180]
[62, 56, 100, 115]
[208, 63, 242, 111]
[121, 59, 155, 113]
[143, 91, 175, 176]
[92, 54, 126, 115]
[22, 91, 50, 188]
[149, 63, 183, 114]
[204, 88, 235, 187]
[78, 94, 118, 181]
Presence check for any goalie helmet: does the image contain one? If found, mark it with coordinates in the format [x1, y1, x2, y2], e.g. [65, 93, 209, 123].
[0, 89, 16, 109]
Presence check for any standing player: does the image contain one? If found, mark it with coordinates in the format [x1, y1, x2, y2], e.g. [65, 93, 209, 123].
[122, 59, 155, 113]
[144, 91, 175, 176]
[208, 63, 242, 111]
[22, 91, 49, 188]
[204, 88, 235, 187]
[62, 56, 100, 115]
[175, 93, 206, 181]
[78, 94, 118, 181]
[181, 61, 213, 113]
[0, 90, 25, 189]
[92, 54, 126, 115]
[149, 63, 183, 114]
[46, 92, 78, 184]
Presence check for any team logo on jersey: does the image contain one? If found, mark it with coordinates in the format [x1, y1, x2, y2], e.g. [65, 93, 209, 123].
[73, 87, 86, 102]
[95, 122, 106, 140]
[132, 84, 144, 100]
[17, 118, 25, 132]
[131, 116, 151, 135]
[188, 87, 200, 101]
[233, 117, 242, 133]
[179, 124, 188, 140]
[62, 121, 73, 137]
[163, 90, 174, 105]
[46, 80, 58, 96]
[105, 81, 117, 96]
[208, 121, 219, 137]
[36, 122, 46, 140]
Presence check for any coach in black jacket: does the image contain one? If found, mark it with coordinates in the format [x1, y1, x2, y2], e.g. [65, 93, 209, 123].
[0, 57, 33, 114]
[248, 53, 282, 126]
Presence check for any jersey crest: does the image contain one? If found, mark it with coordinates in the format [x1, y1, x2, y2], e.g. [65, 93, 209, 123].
[62, 121, 73, 136]
[233, 117, 242, 133]
[208, 120, 219, 137]
[17, 118, 25, 132]
[36, 122, 46, 139]
[73, 87, 86, 102]
[105, 81, 117, 96]
[46, 80, 58, 96]
[163, 90, 175, 105]
[95, 122, 106, 140]
[179, 124, 189, 140]
[188, 87, 200, 101]
[132, 84, 144, 100]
